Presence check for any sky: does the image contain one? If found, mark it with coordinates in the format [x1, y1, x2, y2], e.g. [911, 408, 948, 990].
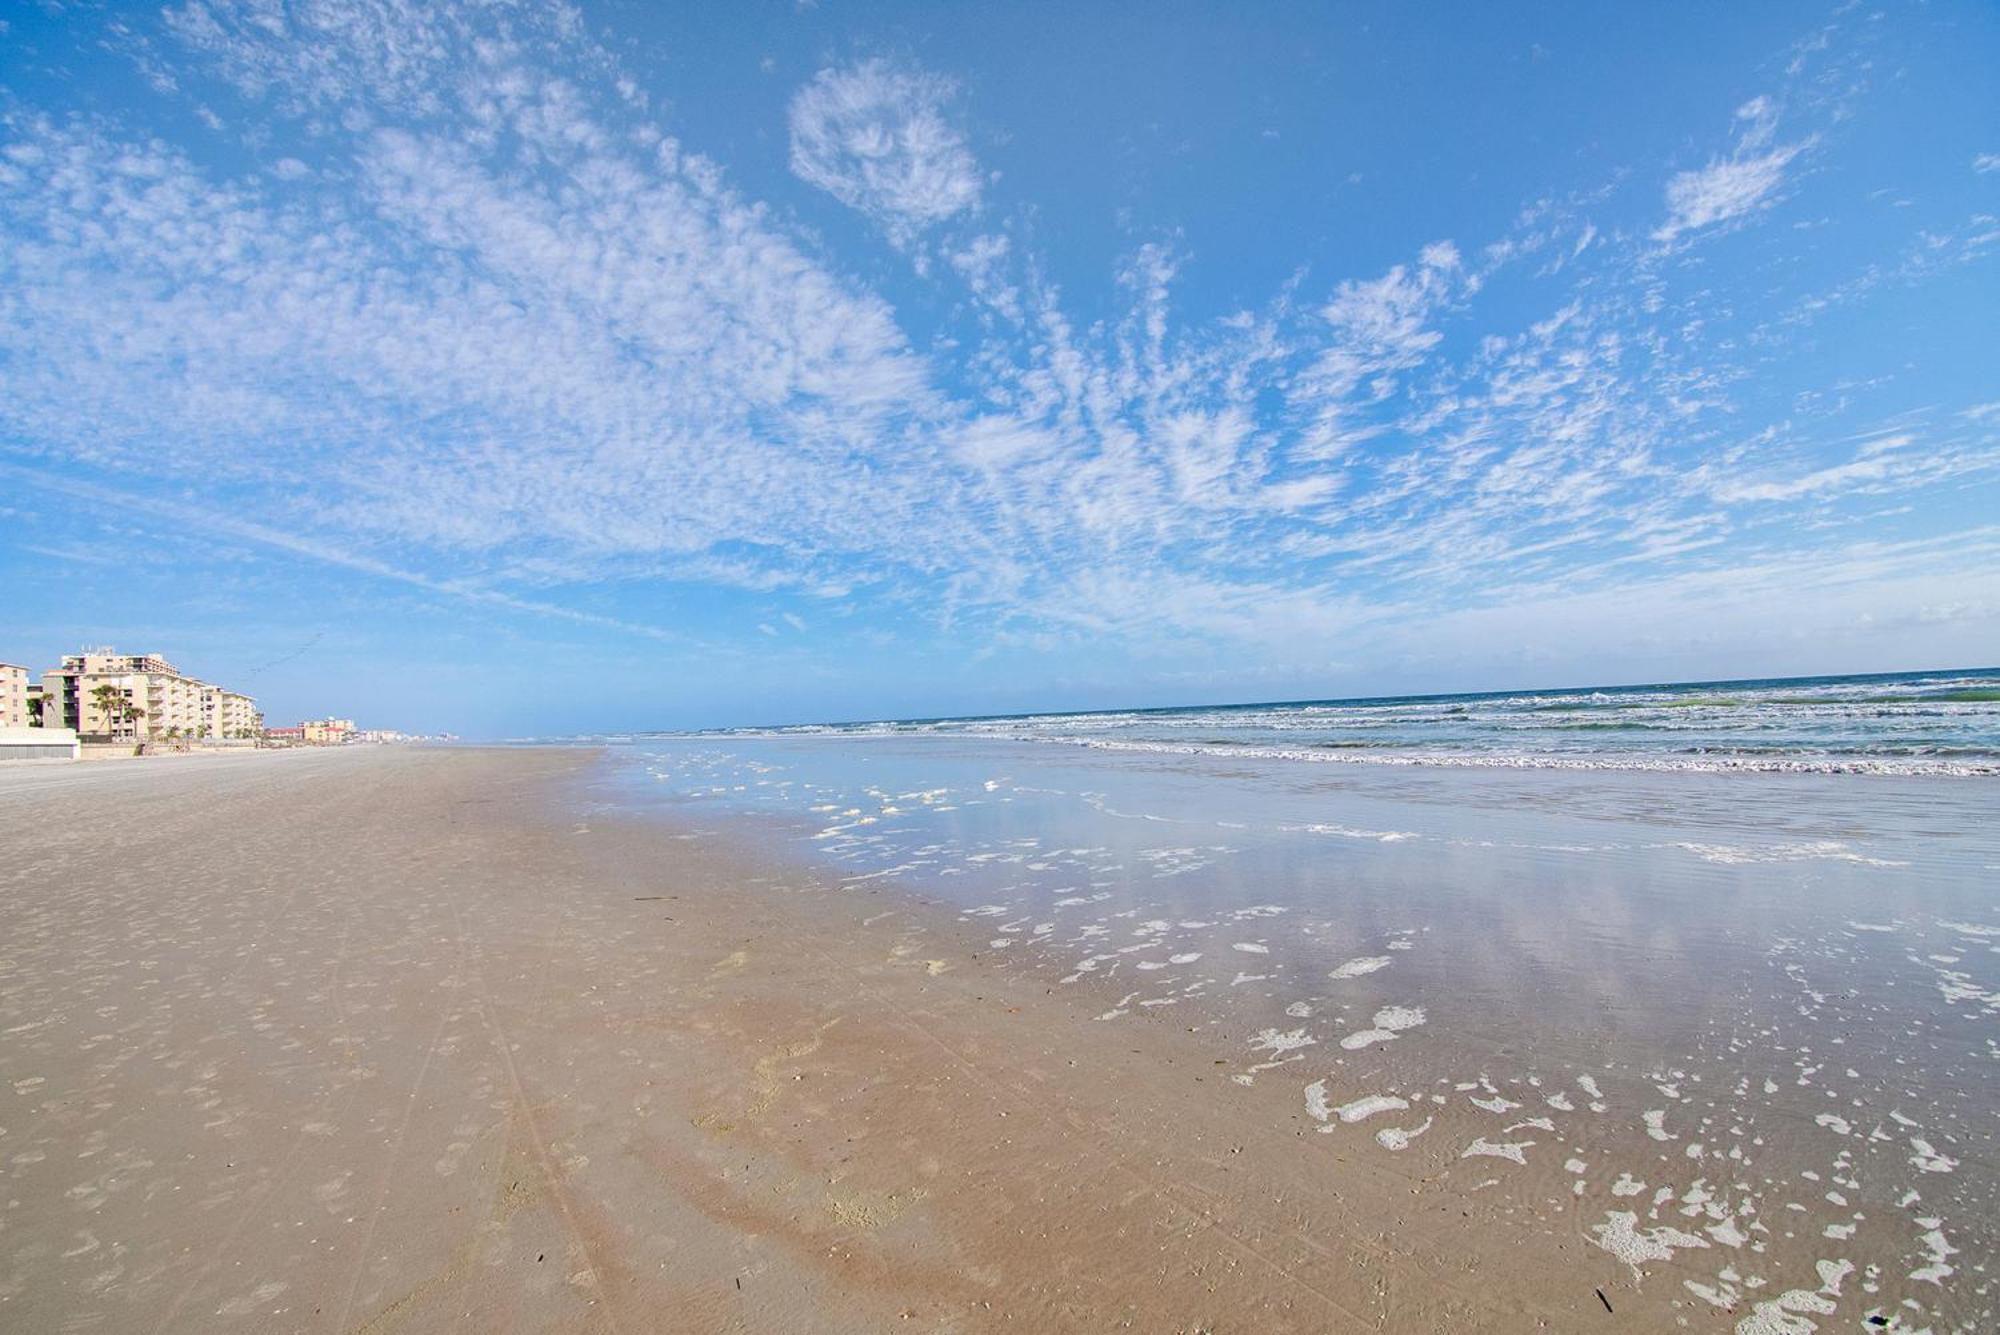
[2, 0, 1996, 736]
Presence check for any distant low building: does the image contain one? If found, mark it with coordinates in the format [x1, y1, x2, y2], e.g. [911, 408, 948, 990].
[302, 718, 355, 746]
[264, 725, 306, 745]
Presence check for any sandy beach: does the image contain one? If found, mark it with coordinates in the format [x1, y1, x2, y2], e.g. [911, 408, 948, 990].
[0, 746, 1669, 1332]
[2, 745, 1991, 1332]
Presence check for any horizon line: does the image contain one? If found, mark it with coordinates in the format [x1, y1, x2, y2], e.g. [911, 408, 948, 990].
[517, 661, 2000, 741]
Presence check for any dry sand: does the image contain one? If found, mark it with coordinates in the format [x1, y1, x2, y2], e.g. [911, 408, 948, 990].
[2, 747, 1689, 1331]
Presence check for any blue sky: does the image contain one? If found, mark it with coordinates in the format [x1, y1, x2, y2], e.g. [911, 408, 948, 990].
[2, 1, 1996, 735]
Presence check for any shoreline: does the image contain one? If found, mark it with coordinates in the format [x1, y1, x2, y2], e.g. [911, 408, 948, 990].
[1, 747, 1987, 1331]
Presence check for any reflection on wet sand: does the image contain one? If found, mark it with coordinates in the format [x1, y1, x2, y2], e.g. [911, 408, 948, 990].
[611, 736, 1999, 1332]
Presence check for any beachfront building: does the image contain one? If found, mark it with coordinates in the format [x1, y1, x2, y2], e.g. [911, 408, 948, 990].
[205, 689, 263, 739]
[38, 651, 259, 745]
[1, 661, 80, 760]
[302, 718, 355, 746]
[0, 663, 27, 729]
[264, 725, 306, 745]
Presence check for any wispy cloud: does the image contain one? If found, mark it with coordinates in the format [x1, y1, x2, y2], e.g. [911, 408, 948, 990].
[788, 57, 981, 245]
[1, 463, 700, 645]
[1653, 98, 1803, 242]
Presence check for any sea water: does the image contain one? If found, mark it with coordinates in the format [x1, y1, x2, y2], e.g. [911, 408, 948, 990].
[689, 666, 2000, 775]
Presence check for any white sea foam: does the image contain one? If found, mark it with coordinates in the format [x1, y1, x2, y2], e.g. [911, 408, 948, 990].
[1591, 1211, 1710, 1271]
[1339, 1005, 1426, 1050]
[1250, 1028, 1315, 1056]
[1294, 822, 1418, 842]
[1735, 1286, 1837, 1334]
[1336, 1095, 1410, 1124]
[1328, 956, 1392, 980]
[1670, 840, 1908, 868]
[1911, 1219, 1956, 1284]
[1375, 1117, 1432, 1151]
[1908, 1138, 1957, 1173]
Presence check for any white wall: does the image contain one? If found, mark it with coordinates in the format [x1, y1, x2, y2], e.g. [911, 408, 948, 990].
[0, 727, 80, 760]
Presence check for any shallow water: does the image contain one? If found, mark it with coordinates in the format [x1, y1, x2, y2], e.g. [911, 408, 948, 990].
[588, 728, 2000, 1330]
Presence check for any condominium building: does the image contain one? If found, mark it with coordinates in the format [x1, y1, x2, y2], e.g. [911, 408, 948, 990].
[210, 690, 262, 739]
[0, 663, 27, 729]
[38, 651, 260, 744]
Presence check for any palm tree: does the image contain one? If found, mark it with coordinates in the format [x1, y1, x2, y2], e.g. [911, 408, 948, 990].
[87, 682, 148, 746]
[88, 682, 123, 741]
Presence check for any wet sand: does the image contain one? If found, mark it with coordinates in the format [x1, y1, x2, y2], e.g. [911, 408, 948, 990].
[0, 748, 1981, 1331]
[617, 735, 1998, 1333]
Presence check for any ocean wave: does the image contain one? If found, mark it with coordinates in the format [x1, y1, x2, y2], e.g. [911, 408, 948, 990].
[645, 669, 2000, 770]
[1013, 735, 2000, 777]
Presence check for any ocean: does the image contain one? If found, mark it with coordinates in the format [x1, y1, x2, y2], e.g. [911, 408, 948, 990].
[688, 666, 2000, 775]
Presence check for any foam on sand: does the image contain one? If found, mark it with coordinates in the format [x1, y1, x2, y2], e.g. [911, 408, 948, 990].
[1339, 1005, 1426, 1050]
[1250, 1027, 1315, 1057]
[1376, 1117, 1433, 1151]
[1461, 1137, 1533, 1164]
[1591, 1210, 1710, 1272]
[1908, 1138, 1957, 1173]
[1336, 1094, 1410, 1123]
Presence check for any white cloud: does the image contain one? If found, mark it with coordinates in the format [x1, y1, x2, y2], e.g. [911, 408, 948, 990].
[1655, 147, 1799, 241]
[1654, 96, 1802, 241]
[1974, 153, 2000, 174]
[1712, 456, 1894, 502]
[788, 57, 980, 244]
[0, 72, 949, 583]
[1707, 431, 1995, 505]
